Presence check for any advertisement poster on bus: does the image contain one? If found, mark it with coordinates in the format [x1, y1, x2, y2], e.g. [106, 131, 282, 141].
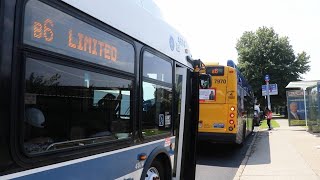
[286, 90, 308, 126]
[199, 89, 216, 102]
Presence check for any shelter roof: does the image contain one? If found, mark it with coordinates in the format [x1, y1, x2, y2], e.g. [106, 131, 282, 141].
[286, 80, 318, 90]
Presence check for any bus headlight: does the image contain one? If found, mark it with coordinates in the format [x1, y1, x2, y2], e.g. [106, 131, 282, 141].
[229, 127, 233, 131]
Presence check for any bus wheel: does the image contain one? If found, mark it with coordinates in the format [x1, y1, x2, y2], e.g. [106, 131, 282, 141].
[145, 160, 165, 180]
[236, 123, 246, 147]
[242, 123, 247, 143]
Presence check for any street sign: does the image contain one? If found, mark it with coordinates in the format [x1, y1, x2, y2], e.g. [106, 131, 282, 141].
[265, 74, 270, 82]
[262, 84, 278, 96]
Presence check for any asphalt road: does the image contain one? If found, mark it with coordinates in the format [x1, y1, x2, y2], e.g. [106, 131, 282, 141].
[195, 130, 256, 180]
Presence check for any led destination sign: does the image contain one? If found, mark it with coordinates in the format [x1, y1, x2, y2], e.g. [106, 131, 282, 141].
[206, 67, 224, 76]
[24, 0, 134, 73]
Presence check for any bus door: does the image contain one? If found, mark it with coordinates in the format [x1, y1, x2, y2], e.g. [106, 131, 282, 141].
[173, 66, 199, 180]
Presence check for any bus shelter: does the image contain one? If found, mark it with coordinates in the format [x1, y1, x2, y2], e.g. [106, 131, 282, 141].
[286, 81, 320, 132]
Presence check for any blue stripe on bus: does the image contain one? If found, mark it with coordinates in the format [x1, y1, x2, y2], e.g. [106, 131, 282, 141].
[12, 138, 174, 180]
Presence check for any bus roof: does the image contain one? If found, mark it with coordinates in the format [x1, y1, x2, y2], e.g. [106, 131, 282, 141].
[204, 62, 219, 66]
[227, 60, 253, 94]
[62, 0, 192, 68]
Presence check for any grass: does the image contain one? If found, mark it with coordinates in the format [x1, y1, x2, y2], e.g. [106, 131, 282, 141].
[290, 120, 306, 126]
[259, 120, 280, 129]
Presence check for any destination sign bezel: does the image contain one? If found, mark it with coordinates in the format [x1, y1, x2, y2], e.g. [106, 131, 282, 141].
[23, 0, 135, 73]
[206, 66, 225, 76]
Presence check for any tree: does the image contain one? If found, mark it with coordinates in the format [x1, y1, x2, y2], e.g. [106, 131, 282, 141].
[236, 27, 310, 108]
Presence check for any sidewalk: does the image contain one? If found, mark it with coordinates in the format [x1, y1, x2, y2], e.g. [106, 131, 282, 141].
[234, 118, 320, 180]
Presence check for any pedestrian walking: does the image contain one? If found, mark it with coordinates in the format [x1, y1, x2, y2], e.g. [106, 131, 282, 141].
[265, 108, 273, 130]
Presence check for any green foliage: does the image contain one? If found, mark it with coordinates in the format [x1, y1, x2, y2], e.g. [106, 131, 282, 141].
[289, 120, 306, 126]
[236, 27, 310, 106]
[310, 125, 320, 133]
[27, 73, 61, 93]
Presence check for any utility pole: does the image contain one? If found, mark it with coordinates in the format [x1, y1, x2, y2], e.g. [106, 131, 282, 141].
[265, 75, 271, 110]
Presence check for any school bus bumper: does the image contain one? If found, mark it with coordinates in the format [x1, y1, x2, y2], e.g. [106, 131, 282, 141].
[198, 132, 236, 143]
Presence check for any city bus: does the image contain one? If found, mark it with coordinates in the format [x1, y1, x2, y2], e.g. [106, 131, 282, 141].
[0, 0, 200, 179]
[198, 60, 254, 145]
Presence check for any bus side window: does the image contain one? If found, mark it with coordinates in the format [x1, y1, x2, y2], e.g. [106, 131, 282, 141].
[24, 58, 133, 154]
[142, 51, 173, 137]
[142, 82, 172, 136]
[24, 107, 54, 154]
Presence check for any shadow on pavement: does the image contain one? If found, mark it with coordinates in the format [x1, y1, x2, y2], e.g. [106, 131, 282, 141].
[195, 132, 256, 180]
[196, 142, 240, 167]
[196, 133, 255, 168]
[246, 130, 271, 165]
[309, 132, 320, 137]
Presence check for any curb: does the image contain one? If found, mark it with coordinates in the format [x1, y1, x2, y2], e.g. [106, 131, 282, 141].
[233, 128, 260, 180]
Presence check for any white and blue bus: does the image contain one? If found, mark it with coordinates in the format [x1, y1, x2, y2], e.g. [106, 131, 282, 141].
[0, 0, 200, 179]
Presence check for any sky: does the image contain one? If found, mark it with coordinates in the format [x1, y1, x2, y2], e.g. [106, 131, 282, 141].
[154, 0, 320, 80]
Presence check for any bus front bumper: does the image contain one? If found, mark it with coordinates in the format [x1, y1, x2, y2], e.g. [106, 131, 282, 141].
[197, 132, 237, 143]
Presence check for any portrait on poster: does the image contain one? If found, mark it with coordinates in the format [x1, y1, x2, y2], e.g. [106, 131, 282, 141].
[286, 90, 306, 126]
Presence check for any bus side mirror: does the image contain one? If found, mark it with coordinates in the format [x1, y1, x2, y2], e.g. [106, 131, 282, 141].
[199, 74, 212, 89]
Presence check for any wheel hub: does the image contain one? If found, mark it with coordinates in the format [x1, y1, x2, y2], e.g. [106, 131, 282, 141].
[145, 167, 160, 180]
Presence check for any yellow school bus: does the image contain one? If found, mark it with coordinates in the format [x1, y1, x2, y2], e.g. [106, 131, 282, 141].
[198, 60, 254, 145]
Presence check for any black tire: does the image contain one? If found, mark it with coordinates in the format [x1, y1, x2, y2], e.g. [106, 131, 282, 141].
[243, 123, 247, 141]
[145, 159, 166, 180]
[236, 123, 246, 147]
[252, 121, 255, 131]
[254, 118, 260, 126]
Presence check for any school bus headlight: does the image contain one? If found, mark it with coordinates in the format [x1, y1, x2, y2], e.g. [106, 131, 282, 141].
[229, 120, 234, 124]
[230, 113, 235, 118]
[230, 106, 235, 111]
[229, 127, 233, 131]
